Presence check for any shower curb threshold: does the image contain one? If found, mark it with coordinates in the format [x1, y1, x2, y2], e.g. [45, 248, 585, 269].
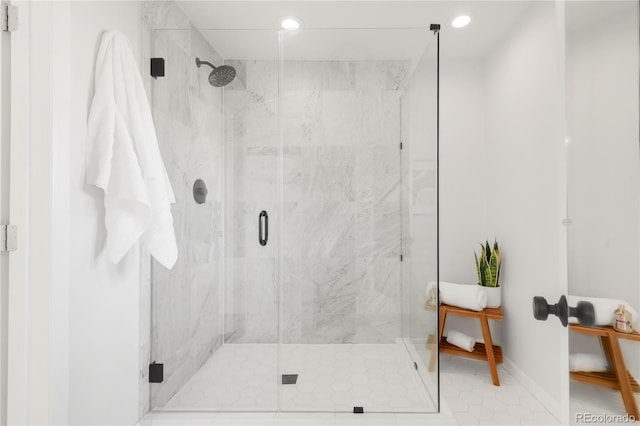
[139, 410, 457, 426]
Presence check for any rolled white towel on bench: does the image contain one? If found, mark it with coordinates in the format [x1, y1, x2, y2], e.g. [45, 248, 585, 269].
[569, 353, 607, 372]
[446, 330, 476, 352]
[567, 295, 638, 327]
[426, 281, 488, 311]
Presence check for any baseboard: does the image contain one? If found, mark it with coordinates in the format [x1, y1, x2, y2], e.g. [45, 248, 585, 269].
[503, 356, 562, 421]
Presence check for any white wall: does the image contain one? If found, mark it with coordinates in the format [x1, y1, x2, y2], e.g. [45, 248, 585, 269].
[440, 58, 487, 284]
[438, 57, 494, 341]
[484, 2, 567, 418]
[436, 8, 569, 418]
[566, 6, 640, 378]
[68, 2, 143, 425]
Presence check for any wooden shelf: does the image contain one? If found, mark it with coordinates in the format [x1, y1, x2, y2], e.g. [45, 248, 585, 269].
[571, 370, 640, 393]
[440, 304, 503, 321]
[570, 324, 640, 342]
[569, 324, 640, 418]
[440, 338, 503, 363]
[434, 304, 504, 385]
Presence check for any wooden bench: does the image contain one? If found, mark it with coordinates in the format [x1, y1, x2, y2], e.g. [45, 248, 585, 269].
[427, 303, 503, 386]
[570, 324, 640, 419]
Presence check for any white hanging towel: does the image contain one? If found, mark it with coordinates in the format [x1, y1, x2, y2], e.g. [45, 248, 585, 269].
[86, 31, 177, 269]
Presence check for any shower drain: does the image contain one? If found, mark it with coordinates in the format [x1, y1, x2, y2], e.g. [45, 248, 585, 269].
[281, 374, 298, 384]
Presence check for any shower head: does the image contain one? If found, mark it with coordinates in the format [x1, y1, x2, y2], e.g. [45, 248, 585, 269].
[195, 57, 236, 87]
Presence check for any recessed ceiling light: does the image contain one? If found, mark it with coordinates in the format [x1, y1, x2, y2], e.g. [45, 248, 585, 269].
[281, 17, 301, 30]
[451, 15, 471, 28]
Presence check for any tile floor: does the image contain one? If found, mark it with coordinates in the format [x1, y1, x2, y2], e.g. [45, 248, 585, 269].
[439, 354, 560, 426]
[163, 342, 435, 413]
[570, 380, 640, 424]
[145, 344, 637, 425]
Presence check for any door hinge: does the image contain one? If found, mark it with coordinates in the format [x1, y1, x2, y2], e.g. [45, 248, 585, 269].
[149, 362, 164, 383]
[400, 254, 403, 262]
[400, 142, 403, 150]
[150, 57, 165, 78]
[0, 225, 17, 252]
[2, 3, 18, 32]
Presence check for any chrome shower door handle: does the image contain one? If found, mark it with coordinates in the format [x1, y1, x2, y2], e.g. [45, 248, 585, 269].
[259, 210, 268, 246]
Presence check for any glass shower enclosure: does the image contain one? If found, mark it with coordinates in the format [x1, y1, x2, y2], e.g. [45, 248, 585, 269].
[145, 21, 439, 415]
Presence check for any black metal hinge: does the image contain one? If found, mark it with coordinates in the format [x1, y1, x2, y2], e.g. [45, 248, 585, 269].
[150, 58, 165, 79]
[149, 362, 164, 383]
[430, 24, 441, 34]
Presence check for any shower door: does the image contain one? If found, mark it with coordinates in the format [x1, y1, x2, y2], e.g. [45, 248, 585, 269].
[279, 28, 439, 413]
[218, 29, 281, 411]
[565, 1, 640, 421]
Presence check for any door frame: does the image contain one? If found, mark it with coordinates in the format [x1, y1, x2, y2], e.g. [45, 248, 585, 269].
[5, 1, 70, 424]
[0, 3, 8, 423]
[6, 0, 36, 423]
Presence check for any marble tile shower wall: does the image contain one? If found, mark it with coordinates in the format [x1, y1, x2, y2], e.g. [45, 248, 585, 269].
[142, 1, 224, 409]
[224, 60, 411, 344]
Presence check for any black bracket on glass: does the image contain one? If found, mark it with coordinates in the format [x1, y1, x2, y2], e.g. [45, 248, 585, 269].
[151, 58, 165, 79]
[259, 210, 268, 246]
[149, 361, 164, 383]
[430, 24, 441, 34]
[532, 295, 595, 327]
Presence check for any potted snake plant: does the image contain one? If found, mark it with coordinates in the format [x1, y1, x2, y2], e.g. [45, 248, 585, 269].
[474, 240, 502, 308]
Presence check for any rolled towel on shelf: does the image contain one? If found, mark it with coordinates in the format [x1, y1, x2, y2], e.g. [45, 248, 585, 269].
[446, 330, 476, 352]
[567, 295, 638, 327]
[426, 281, 488, 311]
[569, 353, 608, 372]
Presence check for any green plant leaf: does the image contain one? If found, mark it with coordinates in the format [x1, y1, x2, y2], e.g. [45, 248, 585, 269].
[483, 259, 493, 287]
[489, 249, 499, 287]
[474, 252, 482, 285]
[477, 248, 486, 286]
[475, 240, 502, 287]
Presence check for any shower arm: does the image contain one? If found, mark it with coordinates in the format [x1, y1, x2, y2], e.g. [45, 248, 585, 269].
[195, 57, 217, 70]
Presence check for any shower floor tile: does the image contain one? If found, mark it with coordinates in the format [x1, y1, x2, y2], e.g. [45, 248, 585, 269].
[146, 346, 572, 425]
[163, 344, 278, 411]
[162, 342, 435, 413]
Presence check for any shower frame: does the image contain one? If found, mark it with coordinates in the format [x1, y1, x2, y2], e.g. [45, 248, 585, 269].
[145, 24, 441, 416]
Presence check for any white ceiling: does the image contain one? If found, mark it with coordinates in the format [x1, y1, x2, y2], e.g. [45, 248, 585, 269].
[176, 1, 534, 60]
